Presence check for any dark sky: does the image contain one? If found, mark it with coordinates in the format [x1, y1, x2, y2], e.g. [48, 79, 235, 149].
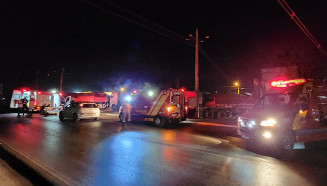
[1, 0, 327, 97]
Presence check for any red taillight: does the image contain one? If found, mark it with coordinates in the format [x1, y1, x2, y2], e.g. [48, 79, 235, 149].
[37, 91, 42, 95]
[270, 79, 306, 88]
[185, 106, 188, 111]
[34, 101, 37, 106]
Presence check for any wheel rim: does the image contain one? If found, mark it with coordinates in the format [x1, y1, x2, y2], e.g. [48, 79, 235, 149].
[283, 136, 292, 149]
[155, 117, 161, 126]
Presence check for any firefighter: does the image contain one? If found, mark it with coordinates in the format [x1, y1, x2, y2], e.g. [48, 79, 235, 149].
[18, 97, 28, 117]
[121, 101, 132, 126]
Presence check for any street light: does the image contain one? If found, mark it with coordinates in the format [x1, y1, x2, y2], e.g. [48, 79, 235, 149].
[234, 81, 240, 94]
[120, 87, 125, 92]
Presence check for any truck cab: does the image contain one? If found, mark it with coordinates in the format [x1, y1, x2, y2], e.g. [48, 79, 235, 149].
[237, 78, 327, 154]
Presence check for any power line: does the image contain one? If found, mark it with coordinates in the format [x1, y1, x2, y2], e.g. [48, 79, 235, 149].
[80, 0, 194, 47]
[277, 0, 327, 58]
[80, 0, 231, 80]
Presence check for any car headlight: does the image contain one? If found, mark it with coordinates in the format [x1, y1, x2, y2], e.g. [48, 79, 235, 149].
[247, 120, 256, 128]
[260, 119, 277, 127]
[238, 117, 245, 126]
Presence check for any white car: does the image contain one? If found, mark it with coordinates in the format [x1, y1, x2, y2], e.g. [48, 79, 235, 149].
[59, 102, 100, 121]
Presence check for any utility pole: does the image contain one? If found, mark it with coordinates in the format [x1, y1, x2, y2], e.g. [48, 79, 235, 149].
[195, 28, 199, 118]
[187, 28, 209, 118]
[60, 68, 64, 92]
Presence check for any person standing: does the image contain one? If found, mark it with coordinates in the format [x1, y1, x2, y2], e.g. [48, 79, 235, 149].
[121, 102, 132, 126]
[22, 97, 28, 116]
[18, 97, 28, 117]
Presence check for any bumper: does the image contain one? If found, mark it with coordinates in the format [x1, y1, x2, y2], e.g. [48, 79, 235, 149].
[79, 113, 100, 119]
[239, 125, 280, 143]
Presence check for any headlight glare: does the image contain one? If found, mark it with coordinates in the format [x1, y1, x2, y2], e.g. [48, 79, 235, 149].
[260, 119, 277, 127]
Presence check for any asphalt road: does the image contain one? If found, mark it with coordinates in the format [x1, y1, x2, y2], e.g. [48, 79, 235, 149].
[0, 113, 327, 186]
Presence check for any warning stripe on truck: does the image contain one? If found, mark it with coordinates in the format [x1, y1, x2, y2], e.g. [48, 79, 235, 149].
[146, 90, 170, 121]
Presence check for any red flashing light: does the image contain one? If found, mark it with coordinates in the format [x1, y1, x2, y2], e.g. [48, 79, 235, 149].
[270, 79, 306, 88]
[22, 88, 27, 92]
[133, 90, 137, 94]
[37, 91, 43, 95]
[180, 88, 185, 92]
[58, 92, 64, 97]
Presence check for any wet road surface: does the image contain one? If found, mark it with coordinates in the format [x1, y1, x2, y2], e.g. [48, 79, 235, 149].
[0, 113, 327, 185]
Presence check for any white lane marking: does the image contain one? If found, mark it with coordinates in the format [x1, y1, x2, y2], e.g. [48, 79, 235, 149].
[196, 122, 237, 128]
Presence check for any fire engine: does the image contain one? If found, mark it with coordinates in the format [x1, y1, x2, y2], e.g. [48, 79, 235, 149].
[63, 92, 109, 109]
[119, 88, 189, 127]
[237, 72, 327, 154]
[10, 88, 61, 111]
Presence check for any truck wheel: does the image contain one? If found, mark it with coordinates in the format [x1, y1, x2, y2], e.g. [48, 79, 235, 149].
[119, 113, 124, 122]
[279, 131, 295, 151]
[73, 113, 78, 122]
[59, 112, 64, 121]
[93, 117, 98, 120]
[217, 111, 227, 119]
[154, 116, 165, 127]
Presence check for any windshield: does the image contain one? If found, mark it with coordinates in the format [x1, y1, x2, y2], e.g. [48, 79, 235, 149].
[171, 95, 180, 106]
[253, 94, 293, 110]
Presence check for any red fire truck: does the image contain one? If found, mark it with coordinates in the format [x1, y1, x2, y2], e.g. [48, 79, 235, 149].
[119, 88, 189, 127]
[237, 77, 327, 154]
[63, 92, 109, 109]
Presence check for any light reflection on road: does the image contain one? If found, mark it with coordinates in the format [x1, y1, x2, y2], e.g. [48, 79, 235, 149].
[0, 114, 326, 185]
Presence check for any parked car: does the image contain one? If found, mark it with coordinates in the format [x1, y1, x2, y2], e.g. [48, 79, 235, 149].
[59, 102, 100, 121]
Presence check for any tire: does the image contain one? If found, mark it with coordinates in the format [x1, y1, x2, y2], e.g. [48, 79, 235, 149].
[217, 111, 227, 119]
[59, 112, 64, 121]
[119, 113, 124, 122]
[154, 116, 165, 127]
[94, 117, 98, 120]
[73, 113, 78, 122]
[279, 131, 295, 151]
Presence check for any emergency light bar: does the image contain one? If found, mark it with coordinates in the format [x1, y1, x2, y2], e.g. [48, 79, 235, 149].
[270, 79, 306, 88]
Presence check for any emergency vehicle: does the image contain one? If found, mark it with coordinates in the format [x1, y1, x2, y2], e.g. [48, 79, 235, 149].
[119, 88, 189, 127]
[63, 92, 108, 109]
[237, 72, 327, 154]
[10, 88, 61, 111]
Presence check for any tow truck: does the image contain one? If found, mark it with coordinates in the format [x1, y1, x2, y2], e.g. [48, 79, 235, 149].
[119, 88, 189, 127]
[237, 78, 327, 154]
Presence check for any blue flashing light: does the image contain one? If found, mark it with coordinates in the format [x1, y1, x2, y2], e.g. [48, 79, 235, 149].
[125, 95, 132, 102]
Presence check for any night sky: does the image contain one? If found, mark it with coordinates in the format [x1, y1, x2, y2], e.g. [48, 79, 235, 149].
[1, 0, 327, 97]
